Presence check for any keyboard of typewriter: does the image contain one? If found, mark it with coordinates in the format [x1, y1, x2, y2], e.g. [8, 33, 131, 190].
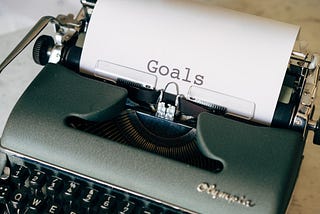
[0, 160, 186, 214]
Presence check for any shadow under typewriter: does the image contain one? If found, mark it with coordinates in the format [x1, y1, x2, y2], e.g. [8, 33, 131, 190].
[65, 109, 223, 172]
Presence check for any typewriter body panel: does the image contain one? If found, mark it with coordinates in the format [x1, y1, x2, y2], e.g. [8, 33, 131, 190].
[0, 63, 304, 213]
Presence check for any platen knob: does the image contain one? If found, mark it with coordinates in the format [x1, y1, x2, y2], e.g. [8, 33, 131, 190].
[313, 120, 320, 145]
[308, 119, 320, 145]
[33, 35, 54, 65]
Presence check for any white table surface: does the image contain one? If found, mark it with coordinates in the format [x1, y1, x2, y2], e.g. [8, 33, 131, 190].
[1, 1, 320, 213]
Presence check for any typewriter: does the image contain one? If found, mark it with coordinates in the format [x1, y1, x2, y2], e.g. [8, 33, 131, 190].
[0, 0, 319, 213]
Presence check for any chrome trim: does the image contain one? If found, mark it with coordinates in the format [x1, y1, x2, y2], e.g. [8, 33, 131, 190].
[197, 182, 255, 208]
[81, 0, 96, 8]
[0, 16, 58, 73]
[290, 53, 320, 137]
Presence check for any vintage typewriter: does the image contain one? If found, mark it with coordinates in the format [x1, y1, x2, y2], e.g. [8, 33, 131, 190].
[0, 0, 319, 213]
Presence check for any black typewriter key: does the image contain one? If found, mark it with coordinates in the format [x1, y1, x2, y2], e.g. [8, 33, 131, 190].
[63, 181, 80, 200]
[10, 165, 29, 187]
[25, 196, 46, 213]
[80, 187, 99, 210]
[97, 194, 117, 213]
[63, 180, 81, 210]
[47, 176, 64, 198]
[0, 184, 10, 204]
[116, 200, 136, 214]
[65, 207, 82, 214]
[29, 170, 46, 189]
[44, 201, 63, 214]
[10, 187, 29, 209]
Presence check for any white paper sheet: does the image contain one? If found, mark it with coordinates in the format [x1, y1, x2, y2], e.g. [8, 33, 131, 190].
[80, 0, 299, 125]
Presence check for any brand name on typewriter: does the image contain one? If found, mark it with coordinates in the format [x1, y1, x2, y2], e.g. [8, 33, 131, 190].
[147, 59, 204, 86]
[197, 182, 255, 207]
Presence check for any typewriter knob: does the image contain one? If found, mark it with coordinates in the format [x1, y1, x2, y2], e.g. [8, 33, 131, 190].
[308, 119, 320, 145]
[33, 35, 54, 65]
[313, 122, 320, 145]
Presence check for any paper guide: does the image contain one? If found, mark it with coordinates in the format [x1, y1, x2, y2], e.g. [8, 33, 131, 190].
[80, 0, 299, 125]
